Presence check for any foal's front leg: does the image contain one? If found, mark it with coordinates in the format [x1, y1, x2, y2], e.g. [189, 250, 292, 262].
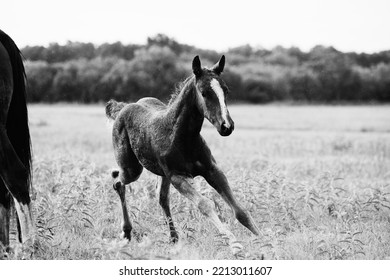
[158, 176, 179, 242]
[170, 175, 242, 253]
[202, 164, 260, 236]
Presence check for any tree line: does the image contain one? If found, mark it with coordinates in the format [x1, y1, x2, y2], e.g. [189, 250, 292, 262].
[23, 34, 390, 103]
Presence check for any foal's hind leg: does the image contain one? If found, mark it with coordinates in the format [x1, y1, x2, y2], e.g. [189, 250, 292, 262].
[112, 171, 132, 240]
[159, 176, 178, 243]
[111, 166, 143, 240]
[112, 134, 143, 241]
[202, 164, 260, 236]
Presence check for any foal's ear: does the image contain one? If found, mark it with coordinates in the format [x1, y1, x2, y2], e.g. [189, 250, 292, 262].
[192, 55, 202, 78]
[212, 55, 225, 75]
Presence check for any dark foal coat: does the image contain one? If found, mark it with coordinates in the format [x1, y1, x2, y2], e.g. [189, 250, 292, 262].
[106, 56, 259, 252]
[0, 29, 34, 247]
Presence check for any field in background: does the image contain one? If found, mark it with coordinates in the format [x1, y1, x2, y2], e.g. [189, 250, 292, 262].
[7, 104, 390, 259]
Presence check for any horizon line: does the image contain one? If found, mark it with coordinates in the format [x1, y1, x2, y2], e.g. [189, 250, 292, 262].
[19, 38, 390, 55]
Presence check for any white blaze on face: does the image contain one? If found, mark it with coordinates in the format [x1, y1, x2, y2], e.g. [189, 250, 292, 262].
[210, 78, 230, 127]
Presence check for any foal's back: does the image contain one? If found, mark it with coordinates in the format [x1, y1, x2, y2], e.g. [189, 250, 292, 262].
[137, 97, 167, 111]
[119, 98, 170, 134]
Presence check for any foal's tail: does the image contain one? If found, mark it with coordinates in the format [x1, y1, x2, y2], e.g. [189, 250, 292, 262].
[105, 99, 127, 120]
[0, 30, 32, 188]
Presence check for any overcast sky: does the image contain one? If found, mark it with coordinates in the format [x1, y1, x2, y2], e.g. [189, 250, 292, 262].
[1, 0, 389, 53]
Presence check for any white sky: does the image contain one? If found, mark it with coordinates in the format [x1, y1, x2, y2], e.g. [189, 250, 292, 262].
[1, 0, 389, 53]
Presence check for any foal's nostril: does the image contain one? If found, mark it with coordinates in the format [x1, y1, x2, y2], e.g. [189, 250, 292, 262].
[220, 121, 232, 135]
[221, 121, 228, 132]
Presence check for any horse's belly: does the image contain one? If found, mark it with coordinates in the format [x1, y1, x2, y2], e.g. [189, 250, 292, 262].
[138, 157, 165, 176]
[129, 137, 165, 176]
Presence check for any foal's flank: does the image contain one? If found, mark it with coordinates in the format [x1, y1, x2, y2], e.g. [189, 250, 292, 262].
[106, 55, 259, 254]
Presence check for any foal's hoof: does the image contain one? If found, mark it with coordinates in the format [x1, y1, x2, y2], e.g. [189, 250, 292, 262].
[230, 242, 244, 256]
[121, 230, 131, 241]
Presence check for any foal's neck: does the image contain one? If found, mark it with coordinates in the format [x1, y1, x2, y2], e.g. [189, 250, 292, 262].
[168, 76, 204, 138]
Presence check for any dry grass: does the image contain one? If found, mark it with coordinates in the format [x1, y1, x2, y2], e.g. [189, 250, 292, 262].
[3, 104, 390, 259]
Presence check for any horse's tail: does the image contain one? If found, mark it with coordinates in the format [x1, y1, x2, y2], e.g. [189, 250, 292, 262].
[105, 99, 127, 120]
[0, 30, 32, 189]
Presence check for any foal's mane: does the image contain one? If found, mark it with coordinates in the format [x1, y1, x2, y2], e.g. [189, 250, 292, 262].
[168, 75, 194, 106]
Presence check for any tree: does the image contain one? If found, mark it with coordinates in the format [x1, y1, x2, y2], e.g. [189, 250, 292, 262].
[147, 34, 183, 55]
[25, 61, 57, 102]
[21, 37, 390, 104]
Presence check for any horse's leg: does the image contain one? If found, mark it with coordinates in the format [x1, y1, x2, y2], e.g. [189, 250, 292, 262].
[0, 128, 34, 245]
[1, 70, 34, 245]
[112, 133, 143, 241]
[202, 164, 260, 235]
[158, 176, 178, 243]
[170, 175, 242, 253]
[0, 181, 10, 247]
[112, 173, 132, 240]
[16, 212, 22, 243]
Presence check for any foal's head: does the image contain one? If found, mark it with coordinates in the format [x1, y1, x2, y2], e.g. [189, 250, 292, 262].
[192, 55, 234, 136]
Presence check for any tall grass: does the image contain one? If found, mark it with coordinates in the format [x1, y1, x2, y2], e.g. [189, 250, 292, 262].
[3, 104, 389, 260]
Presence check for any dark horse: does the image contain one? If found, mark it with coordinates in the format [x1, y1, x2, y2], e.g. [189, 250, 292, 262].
[0, 29, 34, 247]
[106, 56, 259, 252]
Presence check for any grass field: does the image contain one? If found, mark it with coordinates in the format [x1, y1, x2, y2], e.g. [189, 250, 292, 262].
[5, 104, 390, 259]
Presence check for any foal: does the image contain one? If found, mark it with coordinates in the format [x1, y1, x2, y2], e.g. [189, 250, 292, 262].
[106, 55, 259, 252]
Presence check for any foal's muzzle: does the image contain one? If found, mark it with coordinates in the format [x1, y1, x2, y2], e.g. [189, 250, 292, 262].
[219, 120, 234, 136]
